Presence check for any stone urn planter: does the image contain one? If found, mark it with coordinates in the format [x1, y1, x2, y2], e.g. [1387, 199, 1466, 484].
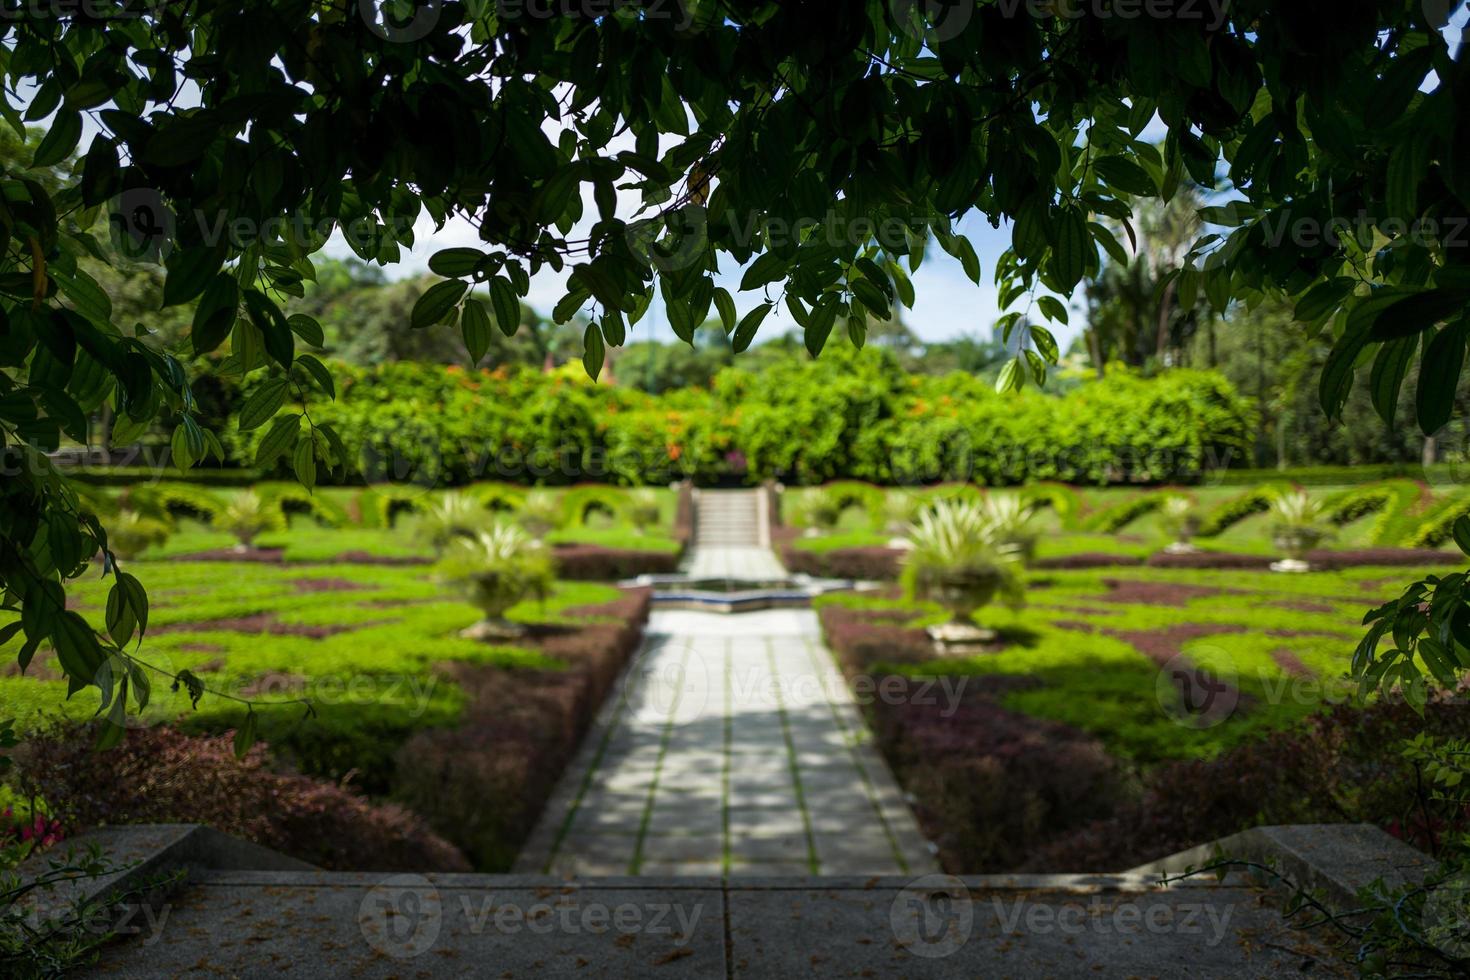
[1271, 525, 1325, 573]
[923, 566, 1004, 648]
[458, 570, 530, 640]
[1164, 515, 1203, 555]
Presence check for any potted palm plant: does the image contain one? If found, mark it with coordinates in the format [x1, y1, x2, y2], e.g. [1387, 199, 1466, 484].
[437, 526, 555, 640]
[1269, 491, 1329, 572]
[904, 500, 1024, 650]
[981, 492, 1039, 563]
[1160, 495, 1202, 555]
[216, 491, 277, 553]
[414, 491, 487, 555]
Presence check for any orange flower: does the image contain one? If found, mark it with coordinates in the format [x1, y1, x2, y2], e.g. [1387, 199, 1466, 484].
[667, 444, 683, 460]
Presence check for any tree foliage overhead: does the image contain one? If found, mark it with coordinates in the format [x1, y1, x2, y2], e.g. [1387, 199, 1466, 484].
[1, 1, 1469, 710]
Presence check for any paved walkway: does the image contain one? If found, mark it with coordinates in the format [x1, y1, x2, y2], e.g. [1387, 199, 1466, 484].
[517, 607, 937, 876]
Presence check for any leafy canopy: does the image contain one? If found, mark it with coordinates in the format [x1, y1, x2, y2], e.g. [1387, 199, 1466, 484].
[2, 1, 1470, 714]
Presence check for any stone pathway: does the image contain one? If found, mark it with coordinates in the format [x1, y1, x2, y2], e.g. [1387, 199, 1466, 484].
[517, 607, 937, 876]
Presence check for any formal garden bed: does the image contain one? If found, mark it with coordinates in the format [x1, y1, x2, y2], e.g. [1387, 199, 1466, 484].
[0, 485, 672, 872]
[815, 530, 1470, 874]
[779, 478, 1462, 579]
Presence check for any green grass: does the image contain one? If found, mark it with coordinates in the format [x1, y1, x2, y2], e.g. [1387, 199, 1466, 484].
[2, 555, 622, 787]
[817, 559, 1463, 766]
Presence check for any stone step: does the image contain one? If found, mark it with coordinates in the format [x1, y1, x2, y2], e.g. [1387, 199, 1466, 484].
[37, 824, 1386, 978]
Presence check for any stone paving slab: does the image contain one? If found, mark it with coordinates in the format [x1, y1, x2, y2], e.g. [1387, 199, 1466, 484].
[516, 604, 938, 877]
[80, 872, 1346, 978]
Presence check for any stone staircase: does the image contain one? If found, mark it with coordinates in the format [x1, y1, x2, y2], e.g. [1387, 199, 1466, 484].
[29, 823, 1429, 978]
[692, 488, 767, 548]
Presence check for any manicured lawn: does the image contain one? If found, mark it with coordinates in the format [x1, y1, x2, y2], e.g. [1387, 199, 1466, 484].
[817, 560, 1461, 766]
[2, 557, 623, 788]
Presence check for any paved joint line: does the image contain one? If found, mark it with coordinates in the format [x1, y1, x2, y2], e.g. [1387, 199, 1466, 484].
[721, 637, 733, 876]
[541, 634, 672, 872]
[799, 635, 910, 873]
[766, 637, 821, 875]
[629, 642, 691, 874]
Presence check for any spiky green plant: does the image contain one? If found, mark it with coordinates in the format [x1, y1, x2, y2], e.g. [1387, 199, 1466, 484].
[517, 490, 563, 538]
[415, 491, 488, 553]
[106, 510, 171, 561]
[981, 492, 1038, 562]
[1159, 495, 1202, 547]
[1270, 491, 1330, 562]
[903, 500, 1024, 622]
[215, 491, 278, 551]
[436, 526, 555, 637]
[628, 489, 662, 533]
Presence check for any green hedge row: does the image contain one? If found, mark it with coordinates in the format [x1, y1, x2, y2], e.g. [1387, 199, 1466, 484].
[214, 349, 1255, 488]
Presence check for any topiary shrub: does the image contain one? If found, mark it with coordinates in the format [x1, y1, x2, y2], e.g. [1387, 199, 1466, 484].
[360, 486, 431, 528]
[1321, 480, 1423, 545]
[1196, 483, 1291, 537]
[559, 485, 628, 528]
[466, 482, 528, 514]
[1080, 492, 1165, 533]
[1021, 482, 1082, 528]
[123, 483, 225, 525]
[1402, 492, 1470, 549]
[257, 482, 347, 528]
[818, 481, 887, 531]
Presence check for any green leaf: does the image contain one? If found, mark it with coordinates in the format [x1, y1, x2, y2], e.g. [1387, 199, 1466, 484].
[238, 378, 289, 431]
[1037, 296, 1069, 325]
[1093, 156, 1156, 196]
[1417, 321, 1468, 435]
[582, 322, 606, 380]
[163, 246, 225, 307]
[234, 710, 258, 758]
[428, 247, 485, 278]
[52, 611, 104, 688]
[254, 413, 301, 468]
[1369, 334, 1419, 425]
[804, 298, 839, 357]
[295, 354, 335, 399]
[287, 314, 324, 348]
[489, 278, 520, 336]
[241, 289, 294, 367]
[1453, 516, 1470, 558]
[713, 287, 737, 333]
[1052, 207, 1090, 292]
[192, 274, 240, 355]
[461, 299, 492, 363]
[1370, 289, 1470, 342]
[732, 302, 772, 355]
[292, 435, 317, 491]
[33, 109, 82, 167]
[411, 280, 468, 330]
[1030, 324, 1060, 363]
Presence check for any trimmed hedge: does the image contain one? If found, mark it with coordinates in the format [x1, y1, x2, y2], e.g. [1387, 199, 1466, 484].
[1079, 493, 1164, 533]
[218, 350, 1255, 488]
